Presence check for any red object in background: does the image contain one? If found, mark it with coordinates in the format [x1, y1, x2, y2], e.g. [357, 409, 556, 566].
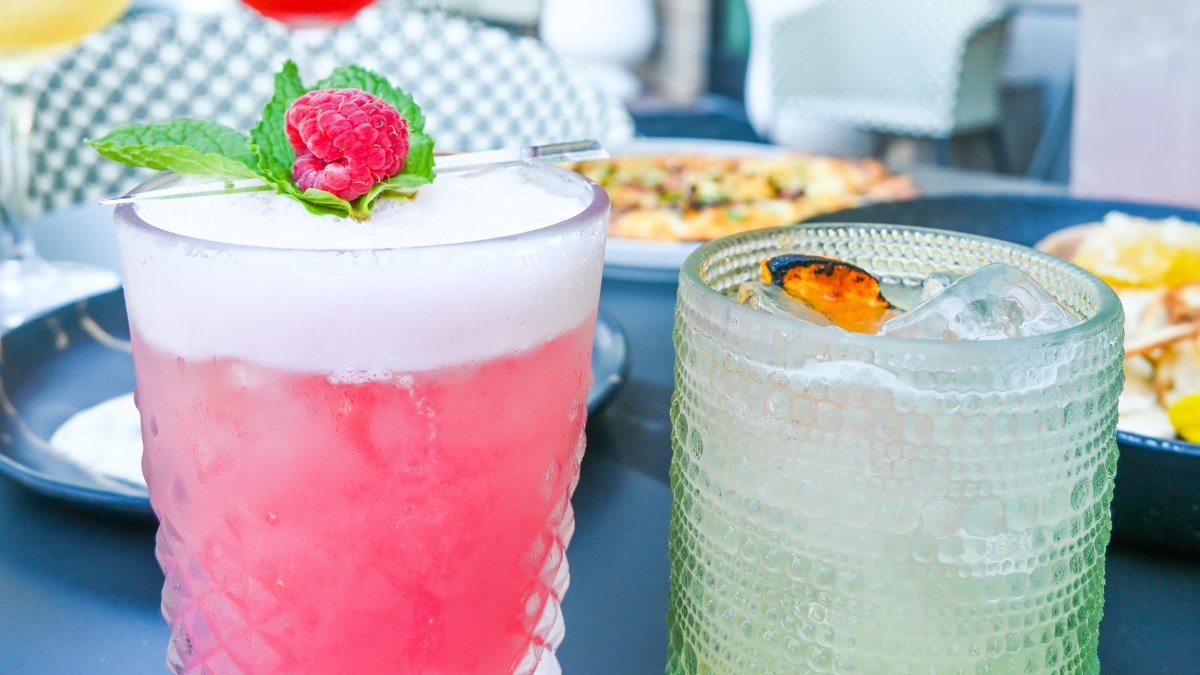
[241, 0, 376, 27]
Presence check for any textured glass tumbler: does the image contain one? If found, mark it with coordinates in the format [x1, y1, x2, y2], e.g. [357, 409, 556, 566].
[114, 167, 608, 675]
[667, 224, 1124, 674]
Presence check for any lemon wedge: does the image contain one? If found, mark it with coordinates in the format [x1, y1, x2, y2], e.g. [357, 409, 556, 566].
[1167, 392, 1200, 442]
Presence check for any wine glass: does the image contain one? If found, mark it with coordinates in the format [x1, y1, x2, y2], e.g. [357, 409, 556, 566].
[0, 1, 130, 329]
[239, 0, 377, 80]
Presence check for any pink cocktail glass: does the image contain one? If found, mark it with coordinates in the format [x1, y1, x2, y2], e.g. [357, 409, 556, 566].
[114, 166, 608, 674]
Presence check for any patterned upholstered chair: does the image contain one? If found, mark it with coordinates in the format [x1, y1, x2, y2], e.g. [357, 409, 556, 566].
[746, 0, 1012, 168]
[24, 3, 634, 216]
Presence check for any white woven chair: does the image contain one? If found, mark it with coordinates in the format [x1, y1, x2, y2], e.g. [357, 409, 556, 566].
[23, 4, 634, 217]
[747, 0, 1012, 168]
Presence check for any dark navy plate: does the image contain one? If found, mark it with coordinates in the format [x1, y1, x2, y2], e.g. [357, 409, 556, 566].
[0, 290, 629, 519]
[806, 194, 1200, 556]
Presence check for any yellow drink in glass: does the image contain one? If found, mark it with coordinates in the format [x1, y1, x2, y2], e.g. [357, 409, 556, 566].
[0, 0, 129, 55]
[0, 0, 128, 327]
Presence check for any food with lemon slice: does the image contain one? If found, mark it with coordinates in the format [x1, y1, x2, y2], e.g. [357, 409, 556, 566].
[1039, 212, 1200, 441]
[1070, 214, 1200, 289]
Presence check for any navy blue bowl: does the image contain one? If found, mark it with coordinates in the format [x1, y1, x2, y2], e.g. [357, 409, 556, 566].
[806, 194, 1200, 556]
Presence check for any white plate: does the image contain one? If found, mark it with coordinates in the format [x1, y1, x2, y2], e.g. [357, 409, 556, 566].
[599, 138, 788, 283]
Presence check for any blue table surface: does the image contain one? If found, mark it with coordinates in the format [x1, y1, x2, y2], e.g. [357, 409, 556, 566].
[4, 116, 1199, 672]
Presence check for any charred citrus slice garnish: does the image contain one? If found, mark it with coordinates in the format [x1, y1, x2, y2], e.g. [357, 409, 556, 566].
[760, 254, 894, 333]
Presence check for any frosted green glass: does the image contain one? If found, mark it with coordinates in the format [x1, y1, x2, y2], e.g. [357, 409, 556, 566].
[667, 224, 1124, 674]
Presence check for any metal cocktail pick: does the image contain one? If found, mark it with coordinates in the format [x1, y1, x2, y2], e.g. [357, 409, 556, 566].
[99, 139, 608, 205]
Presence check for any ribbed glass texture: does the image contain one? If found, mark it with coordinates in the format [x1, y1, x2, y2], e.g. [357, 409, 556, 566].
[667, 224, 1124, 674]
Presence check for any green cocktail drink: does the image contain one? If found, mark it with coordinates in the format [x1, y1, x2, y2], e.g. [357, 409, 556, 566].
[667, 224, 1124, 673]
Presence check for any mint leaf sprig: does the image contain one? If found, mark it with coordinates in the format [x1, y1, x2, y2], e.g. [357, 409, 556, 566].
[87, 61, 436, 220]
[87, 120, 260, 179]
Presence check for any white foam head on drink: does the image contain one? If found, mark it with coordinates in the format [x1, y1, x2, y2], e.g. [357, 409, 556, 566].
[117, 166, 605, 375]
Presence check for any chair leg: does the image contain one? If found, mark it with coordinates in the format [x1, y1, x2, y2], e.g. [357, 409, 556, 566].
[1027, 74, 1075, 181]
[870, 133, 890, 160]
[987, 127, 1012, 175]
[934, 138, 952, 167]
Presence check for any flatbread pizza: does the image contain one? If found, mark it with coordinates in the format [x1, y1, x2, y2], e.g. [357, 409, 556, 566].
[569, 154, 916, 242]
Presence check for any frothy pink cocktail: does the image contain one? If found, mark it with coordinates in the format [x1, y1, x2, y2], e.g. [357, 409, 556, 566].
[116, 166, 607, 674]
[136, 320, 593, 673]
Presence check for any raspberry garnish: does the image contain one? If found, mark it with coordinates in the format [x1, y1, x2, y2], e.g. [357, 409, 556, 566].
[285, 89, 410, 201]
